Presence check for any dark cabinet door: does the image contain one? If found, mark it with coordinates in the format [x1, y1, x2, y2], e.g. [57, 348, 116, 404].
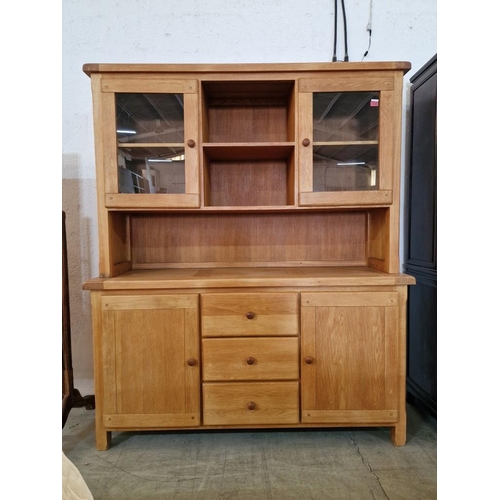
[406, 269, 437, 415]
[405, 54, 437, 418]
[407, 57, 437, 270]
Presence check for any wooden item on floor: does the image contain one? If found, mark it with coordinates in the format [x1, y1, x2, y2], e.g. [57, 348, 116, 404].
[82, 62, 415, 449]
[63, 211, 95, 428]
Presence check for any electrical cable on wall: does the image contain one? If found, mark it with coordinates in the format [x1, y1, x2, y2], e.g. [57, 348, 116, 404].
[331, 0, 374, 62]
[362, 0, 373, 61]
[332, 0, 338, 62]
[331, 0, 348, 61]
[340, 0, 349, 61]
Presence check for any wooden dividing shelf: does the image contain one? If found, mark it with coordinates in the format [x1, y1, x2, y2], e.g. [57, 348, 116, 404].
[203, 143, 294, 161]
[313, 141, 378, 146]
[118, 142, 185, 148]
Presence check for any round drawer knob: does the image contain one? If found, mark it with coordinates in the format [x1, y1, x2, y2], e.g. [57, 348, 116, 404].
[302, 138, 311, 147]
[246, 311, 255, 320]
[187, 358, 196, 366]
[305, 356, 314, 364]
[246, 357, 255, 365]
[187, 139, 196, 148]
[247, 402, 256, 411]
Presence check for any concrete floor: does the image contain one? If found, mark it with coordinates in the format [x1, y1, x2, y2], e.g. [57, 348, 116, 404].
[62, 403, 436, 500]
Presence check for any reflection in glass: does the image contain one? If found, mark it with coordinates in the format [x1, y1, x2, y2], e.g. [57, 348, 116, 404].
[312, 92, 379, 191]
[115, 93, 186, 194]
[117, 146, 186, 194]
[116, 93, 184, 143]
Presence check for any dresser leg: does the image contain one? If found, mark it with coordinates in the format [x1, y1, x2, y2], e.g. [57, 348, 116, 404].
[95, 423, 111, 451]
[391, 421, 406, 446]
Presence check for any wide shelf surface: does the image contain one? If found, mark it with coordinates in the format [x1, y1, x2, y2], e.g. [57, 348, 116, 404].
[84, 266, 416, 290]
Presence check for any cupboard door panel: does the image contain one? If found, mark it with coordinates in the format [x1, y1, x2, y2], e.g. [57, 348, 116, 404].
[98, 78, 200, 207]
[298, 75, 401, 207]
[101, 294, 200, 428]
[301, 292, 399, 423]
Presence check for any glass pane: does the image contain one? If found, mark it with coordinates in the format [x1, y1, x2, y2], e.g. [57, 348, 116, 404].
[312, 92, 379, 191]
[115, 93, 185, 194]
[116, 93, 184, 143]
[118, 146, 186, 194]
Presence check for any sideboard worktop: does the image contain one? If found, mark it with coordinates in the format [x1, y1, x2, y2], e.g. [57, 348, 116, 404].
[84, 266, 415, 290]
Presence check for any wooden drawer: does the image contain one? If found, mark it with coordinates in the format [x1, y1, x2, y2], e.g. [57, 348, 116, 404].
[202, 337, 299, 381]
[201, 293, 298, 337]
[203, 381, 299, 425]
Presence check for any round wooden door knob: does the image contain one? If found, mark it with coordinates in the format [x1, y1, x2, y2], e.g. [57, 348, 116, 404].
[246, 357, 255, 365]
[247, 402, 256, 410]
[187, 139, 196, 148]
[246, 311, 255, 319]
[302, 138, 311, 147]
[305, 356, 314, 364]
[187, 358, 197, 366]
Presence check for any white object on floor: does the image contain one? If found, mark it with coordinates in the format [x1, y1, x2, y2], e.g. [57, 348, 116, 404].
[62, 452, 94, 500]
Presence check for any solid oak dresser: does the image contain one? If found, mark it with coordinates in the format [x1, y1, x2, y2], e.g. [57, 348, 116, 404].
[82, 62, 415, 450]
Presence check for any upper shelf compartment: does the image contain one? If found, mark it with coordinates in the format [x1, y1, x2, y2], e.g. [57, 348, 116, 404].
[202, 81, 295, 144]
[201, 81, 296, 208]
[84, 64, 410, 211]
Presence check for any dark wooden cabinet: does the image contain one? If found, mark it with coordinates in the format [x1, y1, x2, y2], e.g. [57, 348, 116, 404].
[405, 55, 437, 418]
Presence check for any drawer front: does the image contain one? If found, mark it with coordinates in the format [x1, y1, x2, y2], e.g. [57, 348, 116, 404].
[201, 293, 298, 337]
[202, 337, 299, 381]
[203, 382, 299, 425]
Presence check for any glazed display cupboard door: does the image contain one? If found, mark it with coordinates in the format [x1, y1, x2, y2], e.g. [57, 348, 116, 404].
[91, 75, 200, 208]
[301, 291, 405, 444]
[97, 294, 200, 449]
[297, 73, 402, 207]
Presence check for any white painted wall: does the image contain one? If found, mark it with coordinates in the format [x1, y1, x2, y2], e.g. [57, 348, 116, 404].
[62, 0, 436, 390]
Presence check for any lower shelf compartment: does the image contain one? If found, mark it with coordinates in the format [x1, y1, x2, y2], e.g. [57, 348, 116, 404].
[205, 158, 294, 207]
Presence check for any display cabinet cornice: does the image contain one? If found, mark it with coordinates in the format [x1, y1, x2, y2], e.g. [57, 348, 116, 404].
[83, 62, 415, 450]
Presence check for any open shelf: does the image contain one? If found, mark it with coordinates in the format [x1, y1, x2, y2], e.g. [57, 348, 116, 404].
[201, 81, 295, 208]
[127, 211, 368, 268]
[96, 206, 395, 272]
[204, 158, 294, 207]
[202, 80, 295, 143]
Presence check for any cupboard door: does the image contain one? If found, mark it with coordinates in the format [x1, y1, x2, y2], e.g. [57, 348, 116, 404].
[100, 294, 200, 428]
[301, 292, 400, 424]
[297, 74, 401, 207]
[97, 78, 200, 208]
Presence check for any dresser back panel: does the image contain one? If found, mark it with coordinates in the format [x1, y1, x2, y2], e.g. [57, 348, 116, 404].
[130, 212, 367, 267]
